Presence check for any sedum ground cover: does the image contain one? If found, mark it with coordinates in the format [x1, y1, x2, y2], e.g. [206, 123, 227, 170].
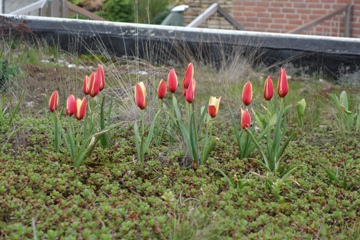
[0, 41, 360, 239]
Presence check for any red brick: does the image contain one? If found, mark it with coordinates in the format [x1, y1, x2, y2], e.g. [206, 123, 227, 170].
[289, 19, 303, 25]
[259, 17, 273, 23]
[273, 18, 287, 23]
[257, 12, 271, 18]
[308, 3, 323, 9]
[268, 7, 282, 12]
[253, 7, 267, 12]
[293, 3, 307, 8]
[296, 9, 311, 14]
[244, 11, 256, 17]
[256, 23, 271, 29]
[312, 9, 328, 15]
[285, 14, 301, 19]
[246, 17, 259, 22]
[282, 8, 296, 13]
[270, 2, 284, 7]
[256, 2, 270, 7]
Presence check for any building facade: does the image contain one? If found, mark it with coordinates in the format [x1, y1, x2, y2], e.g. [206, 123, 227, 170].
[183, 0, 360, 38]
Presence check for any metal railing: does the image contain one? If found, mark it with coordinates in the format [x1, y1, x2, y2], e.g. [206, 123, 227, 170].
[187, 3, 244, 30]
[7, 0, 105, 21]
[288, 4, 352, 37]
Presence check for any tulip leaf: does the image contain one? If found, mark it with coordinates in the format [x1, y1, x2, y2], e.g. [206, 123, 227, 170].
[201, 136, 218, 164]
[328, 94, 340, 109]
[189, 112, 199, 164]
[144, 110, 161, 152]
[356, 105, 360, 129]
[172, 94, 182, 121]
[100, 96, 110, 148]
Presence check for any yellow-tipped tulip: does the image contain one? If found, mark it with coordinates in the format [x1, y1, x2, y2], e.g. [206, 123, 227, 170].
[83, 75, 91, 95]
[135, 82, 146, 110]
[167, 68, 178, 93]
[242, 81, 252, 106]
[208, 96, 221, 118]
[158, 79, 167, 99]
[75, 97, 87, 120]
[49, 90, 59, 112]
[277, 67, 289, 98]
[97, 64, 105, 91]
[241, 108, 251, 129]
[89, 72, 100, 97]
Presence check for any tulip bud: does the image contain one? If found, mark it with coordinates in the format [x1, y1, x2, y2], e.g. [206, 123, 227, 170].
[242, 81, 252, 106]
[89, 72, 100, 97]
[157, 79, 167, 99]
[296, 98, 306, 127]
[49, 90, 59, 112]
[83, 75, 91, 95]
[75, 97, 87, 120]
[97, 65, 105, 91]
[167, 68, 178, 93]
[65, 94, 76, 116]
[183, 63, 193, 89]
[263, 76, 274, 101]
[241, 108, 251, 129]
[135, 82, 146, 110]
[277, 67, 289, 98]
[185, 79, 196, 104]
[208, 96, 221, 118]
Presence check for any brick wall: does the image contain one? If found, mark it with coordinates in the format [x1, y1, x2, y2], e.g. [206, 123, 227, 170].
[183, 0, 236, 30]
[183, 0, 360, 38]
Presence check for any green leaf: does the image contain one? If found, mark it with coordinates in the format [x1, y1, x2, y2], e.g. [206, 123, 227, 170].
[201, 136, 218, 163]
[320, 164, 340, 183]
[328, 93, 340, 109]
[99, 96, 109, 148]
[189, 113, 199, 163]
[144, 110, 161, 152]
[213, 168, 235, 187]
[172, 94, 182, 121]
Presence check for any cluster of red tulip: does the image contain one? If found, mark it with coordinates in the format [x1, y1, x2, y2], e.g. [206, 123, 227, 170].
[135, 63, 221, 118]
[240, 67, 289, 129]
[48, 65, 107, 166]
[134, 63, 222, 165]
[48, 65, 105, 120]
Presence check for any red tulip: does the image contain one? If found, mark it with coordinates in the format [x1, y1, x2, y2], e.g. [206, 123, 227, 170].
[264, 76, 274, 101]
[75, 97, 87, 120]
[167, 68, 178, 93]
[242, 81, 252, 106]
[89, 72, 100, 97]
[49, 90, 59, 112]
[185, 79, 196, 104]
[183, 63, 193, 89]
[97, 65, 105, 91]
[157, 79, 167, 99]
[241, 108, 251, 129]
[135, 82, 146, 110]
[66, 95, 76, 116]
[208, 96, 221, 118]
[277, 67, 289, 98]
[83, 75, 91, 95]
